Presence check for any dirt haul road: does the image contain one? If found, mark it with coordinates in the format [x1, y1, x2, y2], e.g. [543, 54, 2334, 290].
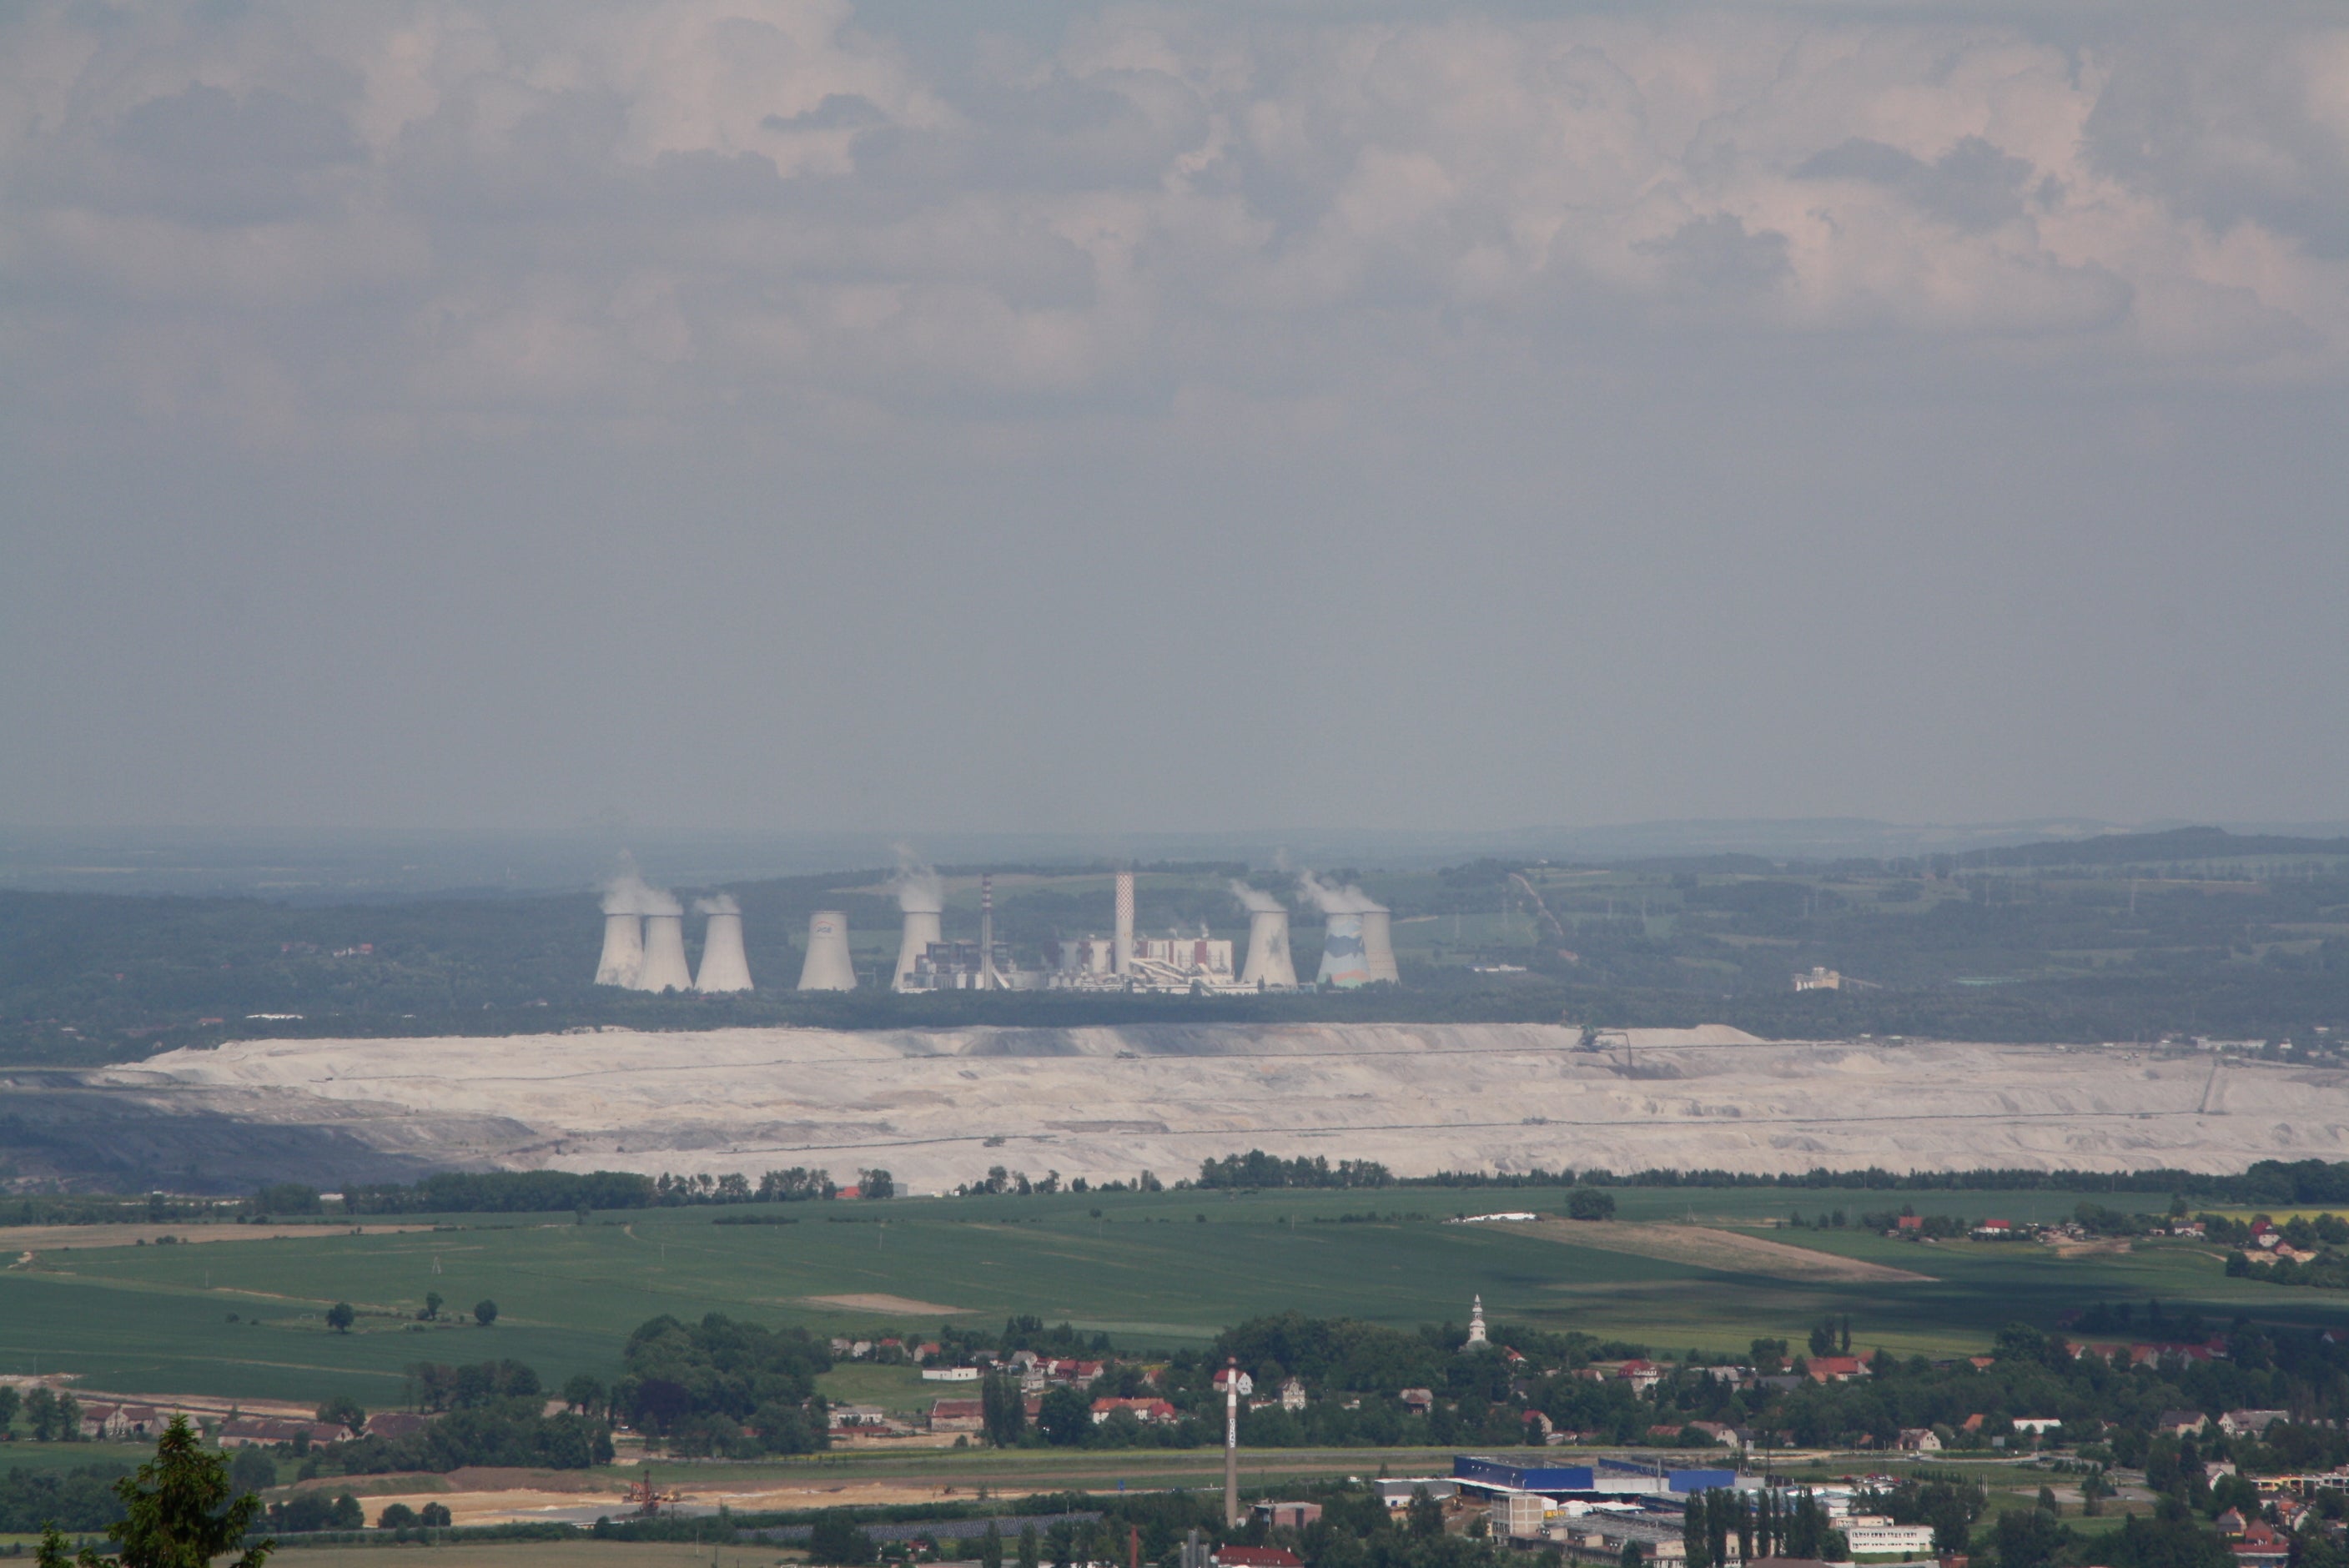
[53, 1025, 2349, 1192]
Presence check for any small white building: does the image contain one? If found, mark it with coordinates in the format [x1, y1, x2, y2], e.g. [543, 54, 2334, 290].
[1845, 1522, 1937, 1557]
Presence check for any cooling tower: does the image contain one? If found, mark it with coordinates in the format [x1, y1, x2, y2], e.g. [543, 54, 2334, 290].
[1240, 907, 1298, 989]
[694, 911, 753, 993]
[637, 912, 693, 993]
[797, 911, 858, 991]
[1360, 907, 1400, 985]
[893, 910, 943, 992]
[1315, 912, 1371, 988]
[1114, 872, 1134, 977]
[594, 912, 644, 988]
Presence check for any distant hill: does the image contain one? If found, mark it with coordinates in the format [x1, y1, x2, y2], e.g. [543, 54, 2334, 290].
[1959, 826, 2349, 870]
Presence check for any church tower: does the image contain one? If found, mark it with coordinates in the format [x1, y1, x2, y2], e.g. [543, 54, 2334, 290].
[1466, 1294, 1487, 1347]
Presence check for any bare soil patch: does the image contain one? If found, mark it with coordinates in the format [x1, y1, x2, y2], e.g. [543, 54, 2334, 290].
[805, 1292, 966, 1315]
[1530, 1221, 1931, 1284]
[0, 1223, 431, 1253]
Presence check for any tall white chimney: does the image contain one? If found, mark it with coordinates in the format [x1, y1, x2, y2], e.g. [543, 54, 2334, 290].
[893, 909, 943, 992]
[694, 907, 752, 993]
[978, 873, 998, 990]
[1240, 908, 1298, 989]
[1361, 907, 1400, 985]
[1114, 871, 1134, 977]
[595, 912, 644, 988]
[636, 912, 693, 993]
[797, 910, 858, 991]
[1315, 912, 1371, 988]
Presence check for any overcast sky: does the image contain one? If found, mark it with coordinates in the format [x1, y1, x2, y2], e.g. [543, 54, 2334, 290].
[3, 0, 2345, 837]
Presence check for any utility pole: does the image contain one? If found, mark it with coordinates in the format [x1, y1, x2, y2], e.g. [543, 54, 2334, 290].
[1224, 1356, 1240, 1528]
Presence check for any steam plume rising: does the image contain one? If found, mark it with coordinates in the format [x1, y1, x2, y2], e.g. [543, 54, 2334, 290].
[1297, 871, 1382, 915]
[891, 845, 943, 914]
[1230, 880, 1285, 914]
[602, 871, 681, 917]
[694, 893, 739, 916]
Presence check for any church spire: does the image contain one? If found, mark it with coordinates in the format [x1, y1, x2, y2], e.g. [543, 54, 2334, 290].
[1466, 1294, 1487, 1346]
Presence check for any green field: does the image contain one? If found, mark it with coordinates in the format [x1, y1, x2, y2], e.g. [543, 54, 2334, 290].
[3, 1184, 2339, 1408]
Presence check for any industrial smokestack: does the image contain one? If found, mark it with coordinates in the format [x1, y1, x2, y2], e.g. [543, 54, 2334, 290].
[594, 912, 644, 988]
[890, 849, 945, 992]
[1232, 882, 1297, 989]
[693, 897, 752, 993]
[797, 910, 858, 991]
[978, 873, 998, 991]
[1360, 907, 1400, 985]
[637, 912, 693, 993]
[1114, 872, 1134, 977]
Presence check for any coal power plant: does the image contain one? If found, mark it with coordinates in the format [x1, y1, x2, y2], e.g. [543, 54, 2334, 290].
[589, 860, 1398, 998]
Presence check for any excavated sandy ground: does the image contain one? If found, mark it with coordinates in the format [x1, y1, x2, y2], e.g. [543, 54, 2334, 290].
[84, 1024, 2346, 1192]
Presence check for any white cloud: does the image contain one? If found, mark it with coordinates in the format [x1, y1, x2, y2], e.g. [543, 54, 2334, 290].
[4, 0, 2348, 449]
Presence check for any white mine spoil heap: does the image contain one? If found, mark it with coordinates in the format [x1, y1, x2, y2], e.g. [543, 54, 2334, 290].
[88, 1028, 2349, 1193]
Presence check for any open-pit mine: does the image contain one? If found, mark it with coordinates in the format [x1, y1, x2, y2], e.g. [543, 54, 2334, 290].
[7, 1026, 2343, 1194]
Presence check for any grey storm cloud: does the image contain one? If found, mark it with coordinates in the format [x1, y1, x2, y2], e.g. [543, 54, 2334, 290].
[1, 0, 2346, 836]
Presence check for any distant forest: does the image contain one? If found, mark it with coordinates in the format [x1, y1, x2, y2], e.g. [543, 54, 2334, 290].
[2, 826, 2345, 1068]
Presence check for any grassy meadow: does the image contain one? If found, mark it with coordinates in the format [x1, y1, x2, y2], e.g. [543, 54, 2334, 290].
[2, 1184, 2340, 1411]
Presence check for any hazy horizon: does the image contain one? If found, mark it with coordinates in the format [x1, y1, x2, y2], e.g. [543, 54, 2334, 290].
[4, 1, 2344, 836]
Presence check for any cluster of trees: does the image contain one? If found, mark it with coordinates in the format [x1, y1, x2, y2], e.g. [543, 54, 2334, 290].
[1, 1386, 84, 1441]
[337, 1167, 894, 1214]
[265, 1490, 362, 1532]
[1196, 1153, 1395, 1190]
[611, 1313, 832, 1458]
[958, 1168, 1164, 1197]
[1683, 1487, 1843, 1568]
[0, 1464, 128, 1532]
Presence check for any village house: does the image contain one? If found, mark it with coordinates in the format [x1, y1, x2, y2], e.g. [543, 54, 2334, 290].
[1254, 1504, 1323, 1530]
[1090, 1397, 1177, 1425]
[1898, 1428, 1944, 1453]
[1213, 1550, 1302, 1568]
[2221, 1410, 2290, 1439]
[928, 1399, 985, 1434]
[827, 1404, 890, 1430]
[1805, 1356, 1869, 1383]
[2155, 1410, 2211, 1437]
[1279, 1377, 1307, 1411]
[1616, 1359, 1666, 1393]
[1400, 1388, 1436, 1415]
[362, 1411, 435, 1440]
[215, 1416, 353, 1450]
[2235, 1520, 2291, 1568]
[78, 1403, 174, 1441]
